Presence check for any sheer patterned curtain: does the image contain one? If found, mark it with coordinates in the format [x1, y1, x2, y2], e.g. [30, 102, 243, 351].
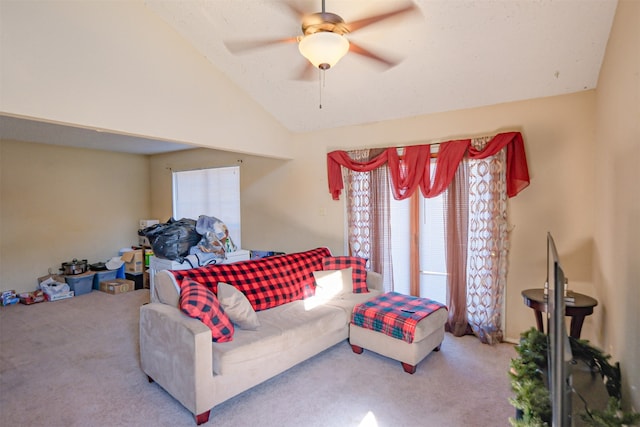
[345, 149, 394, 292]
[444, 139, 508, 343]
[345, 149, 371, 258]
[466, 138, 508, 344]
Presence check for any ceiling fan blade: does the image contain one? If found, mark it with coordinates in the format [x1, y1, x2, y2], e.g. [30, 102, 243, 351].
[346, 3, 418, 33]
[224, 37, 298, 54]
[349, 41, 399, 68]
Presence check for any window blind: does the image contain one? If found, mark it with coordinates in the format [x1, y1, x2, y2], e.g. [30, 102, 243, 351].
[172, 166, 241, 247]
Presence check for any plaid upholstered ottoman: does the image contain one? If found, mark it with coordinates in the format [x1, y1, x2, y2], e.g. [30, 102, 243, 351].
[349, 292, 448, 374]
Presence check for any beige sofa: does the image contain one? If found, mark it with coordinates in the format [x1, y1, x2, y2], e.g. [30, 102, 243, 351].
[139, 261, 382, 425]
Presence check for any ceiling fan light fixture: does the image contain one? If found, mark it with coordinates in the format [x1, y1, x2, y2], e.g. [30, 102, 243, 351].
[298, 32, 349, 70]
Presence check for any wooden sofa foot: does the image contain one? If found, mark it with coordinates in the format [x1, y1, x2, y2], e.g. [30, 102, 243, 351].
[195, 410, 211, 425]
[147, 375, 154, 383]
[351, 344, 363, 354]
[434, 343, 442, 352]
[401, 362, 416, 374]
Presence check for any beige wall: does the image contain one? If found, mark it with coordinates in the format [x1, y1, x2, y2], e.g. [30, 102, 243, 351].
[148, 148, 293, 252]
[295, 92, 598, 344]
[150, 92, 598, 346]
[0, 140, 149, 294]
[593, 0, 639, 411]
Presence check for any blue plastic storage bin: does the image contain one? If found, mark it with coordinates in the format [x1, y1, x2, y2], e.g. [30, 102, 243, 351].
[93, 269, 118, 290]
[66, 272, 95, 296]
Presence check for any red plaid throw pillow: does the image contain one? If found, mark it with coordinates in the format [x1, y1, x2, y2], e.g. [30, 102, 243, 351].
[179, 279, 234, 342]
[322, 256, 369, 293]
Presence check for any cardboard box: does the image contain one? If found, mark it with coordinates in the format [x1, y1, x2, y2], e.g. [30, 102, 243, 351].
[2, 289, 16, 300]
[2, 290, 19, 306]
[19, 290, 45, 305]
[99, 279, 135, 295]
[37, 273, 65, 284]
[92, 269, 118, 290]
[45, 291, 74, 301]
[121, 250, 143, 273]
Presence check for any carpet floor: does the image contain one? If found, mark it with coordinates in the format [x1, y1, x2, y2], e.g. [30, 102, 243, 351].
[0, 289, 516, 426]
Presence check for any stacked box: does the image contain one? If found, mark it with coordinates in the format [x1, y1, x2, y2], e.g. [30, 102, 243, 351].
[92, 270, 118, 290]
[19, 290, 45, 305]
[125, 272, 144, 290]
[121, 250, 143, 273]
[99, 279, 135, 295]
[2, 290, 19, 306]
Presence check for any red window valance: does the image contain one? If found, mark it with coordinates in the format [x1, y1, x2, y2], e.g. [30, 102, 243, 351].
[327, 131, 530, 200]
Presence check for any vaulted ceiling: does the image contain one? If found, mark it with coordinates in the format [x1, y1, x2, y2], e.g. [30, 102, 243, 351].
[144, 0, 618, 133]
[1, 0, 618, 153]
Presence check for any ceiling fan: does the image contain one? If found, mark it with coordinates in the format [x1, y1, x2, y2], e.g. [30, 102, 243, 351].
[224, 0, 419, 79]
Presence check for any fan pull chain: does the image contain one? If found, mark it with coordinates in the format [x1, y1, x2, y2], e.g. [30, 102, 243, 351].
[318, 68, 326, 109]
[319, 68, 322, 109]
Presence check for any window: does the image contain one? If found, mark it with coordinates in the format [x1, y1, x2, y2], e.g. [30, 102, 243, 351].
[390, 186, 447, 304]
[336, 133, 530, 344]
[172, 166, 241, 247]
[418, 193, 448, 303]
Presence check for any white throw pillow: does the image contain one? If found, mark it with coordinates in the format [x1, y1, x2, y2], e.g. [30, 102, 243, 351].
[217, 282, 260, 330]
[313, 268, 353, 300]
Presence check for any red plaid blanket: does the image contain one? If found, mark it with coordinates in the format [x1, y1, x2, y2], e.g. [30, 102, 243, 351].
[172, 247, 331, 312]
[351, 292, 447, 343]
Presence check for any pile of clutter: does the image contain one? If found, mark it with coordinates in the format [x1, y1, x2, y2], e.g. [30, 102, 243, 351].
[2, 289, 46, 306]
[0, 254, 135, 308]
[138, 215, 237, 267]
[38, 275, 74, 302]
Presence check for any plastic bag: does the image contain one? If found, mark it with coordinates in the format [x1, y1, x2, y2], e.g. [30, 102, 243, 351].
[191, 215, 237, 260]
[139, 218, 201, 262]
[38, 277, 70, 295]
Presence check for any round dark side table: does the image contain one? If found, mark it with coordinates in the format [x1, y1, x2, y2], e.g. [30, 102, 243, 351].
[521, 288, 598, 339]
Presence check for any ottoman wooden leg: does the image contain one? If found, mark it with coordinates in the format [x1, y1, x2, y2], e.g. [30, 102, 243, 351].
[401, 362, 417, 374]
[434, 343, 442, 352]
[351, 344, 364, 354]
[195, 410, 211, 425]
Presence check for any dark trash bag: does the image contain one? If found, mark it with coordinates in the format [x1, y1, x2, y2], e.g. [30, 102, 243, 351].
[139, 218, 201, 262]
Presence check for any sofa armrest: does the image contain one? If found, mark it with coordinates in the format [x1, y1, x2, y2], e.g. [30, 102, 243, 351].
[153, 270, 181, 306]
[366, 271, 383, 292]
[139, 303, 213, 417]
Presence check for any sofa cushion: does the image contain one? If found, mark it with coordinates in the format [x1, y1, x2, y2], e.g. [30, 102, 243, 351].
[211, 300, 348, 375]
[172, 247, 331, 311]
[313, 268, 353, 299]
[217, 282, 260, 330]
[179, 280, 234, 342]
[323, 256, 369, 293]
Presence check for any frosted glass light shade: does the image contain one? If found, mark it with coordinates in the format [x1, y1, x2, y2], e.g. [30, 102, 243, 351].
[298, 32, 350, 69]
